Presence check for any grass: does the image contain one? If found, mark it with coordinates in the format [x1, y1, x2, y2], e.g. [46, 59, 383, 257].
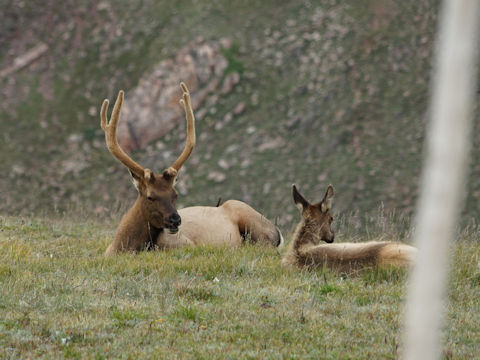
[0, 215, 479, 359]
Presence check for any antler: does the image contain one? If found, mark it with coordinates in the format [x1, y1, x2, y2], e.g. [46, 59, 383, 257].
[171, 82, 196, 171]
[100, 90, 145, 178]
[101, 82, 195, 177]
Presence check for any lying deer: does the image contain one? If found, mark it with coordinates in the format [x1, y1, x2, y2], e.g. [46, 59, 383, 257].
[282, 184, 416, 272]
[102, 83, 282, 255]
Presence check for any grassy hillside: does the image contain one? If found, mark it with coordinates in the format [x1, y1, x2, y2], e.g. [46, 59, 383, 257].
[1, 0, 479, 230]
[1, 215, 479, 359]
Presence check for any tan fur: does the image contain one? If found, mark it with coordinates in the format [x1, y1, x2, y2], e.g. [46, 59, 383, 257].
[283, 184, 417, 272]
[283, 240, 416, 273]
[156, 200, 282, 249]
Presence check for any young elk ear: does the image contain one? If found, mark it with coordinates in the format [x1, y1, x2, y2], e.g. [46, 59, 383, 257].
[320, 185, 334, 213]
[292, 184, 310, 212]
[130, 170, 143, 191]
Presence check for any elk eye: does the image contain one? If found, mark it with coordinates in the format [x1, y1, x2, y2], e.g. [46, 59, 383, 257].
[147, 196, 155, 202]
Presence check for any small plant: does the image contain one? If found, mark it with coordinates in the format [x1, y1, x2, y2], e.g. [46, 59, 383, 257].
[221, 44, 245, 75]
[174, 304, 201, 323]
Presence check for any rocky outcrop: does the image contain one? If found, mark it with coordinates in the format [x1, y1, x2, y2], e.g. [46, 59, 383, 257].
[118, 39, 230, 152]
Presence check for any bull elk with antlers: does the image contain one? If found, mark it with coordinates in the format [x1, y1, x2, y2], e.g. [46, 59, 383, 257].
[282, 184, 416, 272]
[101, 83, 282, 255]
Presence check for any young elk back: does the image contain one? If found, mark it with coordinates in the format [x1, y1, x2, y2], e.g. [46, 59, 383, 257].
[283, 184, 417, 272]
[102, 83, 195, 255]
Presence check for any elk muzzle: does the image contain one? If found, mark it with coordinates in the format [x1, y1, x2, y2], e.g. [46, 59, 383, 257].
[325, 231, 335, 243]
[165, 213, 181, 234]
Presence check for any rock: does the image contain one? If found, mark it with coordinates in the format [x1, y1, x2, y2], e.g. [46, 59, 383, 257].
[221, 72, 240, 95]
[225, 144, 239, 153]
[11, 165, 25, 177]
[195, 107, 208, 120]
[240, 159, 251, 168]
[218, 159, 230, 170]
[286, 117, 301, 129]
[117, 39, 230, 152]
[258, 137, 285, 152]
[207, 171, 226, 183]
[251, 92, 259, 106]
[233, 102, 246, 115]
[223, 112, 233, 123]
[220, 37, 233, 49]
[263, 183, 271, 194]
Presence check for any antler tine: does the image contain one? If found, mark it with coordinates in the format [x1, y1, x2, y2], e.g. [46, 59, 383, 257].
[100, 90, 145, 177]
[171, 82, 196, 171]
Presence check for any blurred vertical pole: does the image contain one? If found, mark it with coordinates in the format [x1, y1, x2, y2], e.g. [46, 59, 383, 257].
[403, 1, 480, 360]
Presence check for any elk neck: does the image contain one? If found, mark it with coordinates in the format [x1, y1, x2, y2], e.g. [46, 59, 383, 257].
[146, 221, 162, 250]
[291, 219, 315, 251]
[132, 196, 164, 247]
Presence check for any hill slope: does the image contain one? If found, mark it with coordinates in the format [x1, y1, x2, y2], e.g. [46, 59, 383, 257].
[2, 0, 479, 229]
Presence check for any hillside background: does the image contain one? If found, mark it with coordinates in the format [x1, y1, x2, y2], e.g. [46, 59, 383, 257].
[1, 0, 479, 232]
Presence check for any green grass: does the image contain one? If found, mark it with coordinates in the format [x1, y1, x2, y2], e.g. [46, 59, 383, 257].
[1, 215, 479, 359]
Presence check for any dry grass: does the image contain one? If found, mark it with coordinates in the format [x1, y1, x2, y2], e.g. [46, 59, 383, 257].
[0, 215, 479, 359]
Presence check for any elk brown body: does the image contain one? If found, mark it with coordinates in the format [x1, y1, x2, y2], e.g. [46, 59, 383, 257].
[102, 83, 282, 255]
[282, 184, 416, 272]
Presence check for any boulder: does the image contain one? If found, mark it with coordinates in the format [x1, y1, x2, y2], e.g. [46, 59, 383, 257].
[118, 39, 230, 152]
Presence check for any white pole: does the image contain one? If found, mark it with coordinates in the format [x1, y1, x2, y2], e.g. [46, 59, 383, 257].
[403, 1, 480, 360]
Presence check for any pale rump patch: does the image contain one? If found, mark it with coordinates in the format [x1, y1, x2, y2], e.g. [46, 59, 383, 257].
[378, 243, 417, 267]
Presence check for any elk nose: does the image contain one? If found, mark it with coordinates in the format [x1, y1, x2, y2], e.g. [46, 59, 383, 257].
[326, 234, 335, 243]
[168, 213, 181, 227]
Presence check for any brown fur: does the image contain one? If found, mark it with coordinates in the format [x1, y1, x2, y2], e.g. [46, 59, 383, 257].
[103, 83, 194, 255]
[282, 185, 417, 272]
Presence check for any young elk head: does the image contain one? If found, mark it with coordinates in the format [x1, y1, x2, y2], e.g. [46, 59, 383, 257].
[292, 184, 335, 243]
[101, 82, 195, 234]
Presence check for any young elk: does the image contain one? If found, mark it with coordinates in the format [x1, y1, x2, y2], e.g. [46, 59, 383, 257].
[282, 184, 417, 272]
[102, 83, 282, 255]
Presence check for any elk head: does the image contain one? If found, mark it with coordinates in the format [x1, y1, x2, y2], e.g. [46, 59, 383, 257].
[100, 82, 195, 234]
[292, 184, 335, 243]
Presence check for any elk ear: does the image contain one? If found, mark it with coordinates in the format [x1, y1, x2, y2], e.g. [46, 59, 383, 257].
[292, 184, 309, 212]
[320, 185, 334, 213]
[129, 170, 143, 191]
[162, 167, 178, 185]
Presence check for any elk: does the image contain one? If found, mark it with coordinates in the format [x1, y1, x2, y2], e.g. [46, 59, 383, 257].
[282, 184, 417, 272]
[102, 83, 282, 255]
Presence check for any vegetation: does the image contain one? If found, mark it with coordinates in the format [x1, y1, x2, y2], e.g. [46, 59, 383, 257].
[4, 0, 480, 231]
[2, 2, 479, 358]
[1, 215, 479, 359]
